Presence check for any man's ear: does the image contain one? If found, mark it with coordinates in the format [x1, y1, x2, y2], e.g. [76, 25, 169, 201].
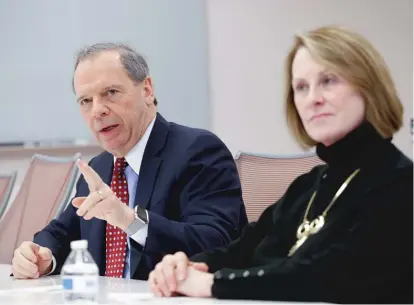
[143, 77, 155, 106]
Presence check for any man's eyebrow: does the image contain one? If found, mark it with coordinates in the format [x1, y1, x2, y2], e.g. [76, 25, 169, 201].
[77, 95, 87, 103]
[76, 84, 124, 102]
[102, 84, 123, 91]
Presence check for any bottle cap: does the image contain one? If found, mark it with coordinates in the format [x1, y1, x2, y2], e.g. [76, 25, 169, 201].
[70, 240, 88, 249]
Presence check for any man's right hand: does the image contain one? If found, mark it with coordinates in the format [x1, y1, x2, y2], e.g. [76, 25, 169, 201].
[11, 241, 53, 279]
[148, 251, 209, 297]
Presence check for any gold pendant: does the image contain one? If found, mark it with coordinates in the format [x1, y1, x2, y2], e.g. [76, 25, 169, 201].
[309, 215, 325, 234]
[288, 216, 326, 257]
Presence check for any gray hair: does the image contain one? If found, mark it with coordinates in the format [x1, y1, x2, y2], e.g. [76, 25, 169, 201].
[73, 42, 157, 105]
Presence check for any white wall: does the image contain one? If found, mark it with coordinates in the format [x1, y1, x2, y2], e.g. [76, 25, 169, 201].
[1, 0, 413, 202]
[0, 0, 211, 206]
[0, 0, 210, 144]
[207, 0, 413, 157]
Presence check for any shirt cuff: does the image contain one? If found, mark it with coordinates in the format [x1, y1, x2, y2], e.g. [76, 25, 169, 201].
[46, 255, 57, 275]
[128, 210, 149, 246]
[129, 224, 148, 246]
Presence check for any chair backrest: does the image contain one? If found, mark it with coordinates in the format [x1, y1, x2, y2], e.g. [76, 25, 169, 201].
[0, 153, 80, 263]
[0, 172, 17, 220]
[235, 151, 325, 222]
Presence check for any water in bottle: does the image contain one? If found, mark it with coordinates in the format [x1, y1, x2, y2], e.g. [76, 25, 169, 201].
[61, 240, 99, 303]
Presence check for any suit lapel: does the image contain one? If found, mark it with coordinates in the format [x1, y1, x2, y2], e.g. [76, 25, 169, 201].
[130, 113, 169, 276]
[134, 158, 162, 209]
[133, 113, 169, 210]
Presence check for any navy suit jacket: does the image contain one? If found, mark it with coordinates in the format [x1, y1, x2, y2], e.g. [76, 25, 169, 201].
[34, 113, 247, 279]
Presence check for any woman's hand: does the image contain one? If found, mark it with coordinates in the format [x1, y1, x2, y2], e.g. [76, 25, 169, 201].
[176, 266, 214, 298]
[148, 251, 209, 297]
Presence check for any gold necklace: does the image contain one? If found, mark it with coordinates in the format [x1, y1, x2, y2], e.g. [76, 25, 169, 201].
[288, 168, 360, 257]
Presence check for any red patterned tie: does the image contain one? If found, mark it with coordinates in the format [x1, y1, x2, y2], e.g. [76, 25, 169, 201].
[105, 157, 129, 278]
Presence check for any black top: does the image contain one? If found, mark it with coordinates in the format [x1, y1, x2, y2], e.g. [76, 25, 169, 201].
[192, 122, 413, 303]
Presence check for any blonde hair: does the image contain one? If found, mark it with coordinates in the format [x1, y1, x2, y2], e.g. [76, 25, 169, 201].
[284, 25, 403, 148]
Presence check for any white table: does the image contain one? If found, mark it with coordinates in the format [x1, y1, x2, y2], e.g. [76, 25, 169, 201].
[0, 264, 323, 304]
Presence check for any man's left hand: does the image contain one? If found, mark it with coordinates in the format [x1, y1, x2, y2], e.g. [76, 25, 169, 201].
[72, 159, 134, 230]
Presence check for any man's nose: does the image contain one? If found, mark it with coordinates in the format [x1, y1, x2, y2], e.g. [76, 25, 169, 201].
[91, 99, 109, 118]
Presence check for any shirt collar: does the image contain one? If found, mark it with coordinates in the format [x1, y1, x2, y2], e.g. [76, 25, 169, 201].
[113, 117, 156, 175]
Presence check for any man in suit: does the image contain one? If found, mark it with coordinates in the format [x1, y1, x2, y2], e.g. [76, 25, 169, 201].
[11, 43, 247, 280]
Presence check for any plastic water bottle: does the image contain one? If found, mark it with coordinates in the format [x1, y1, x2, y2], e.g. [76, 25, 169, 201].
[61, 240, 99, 303]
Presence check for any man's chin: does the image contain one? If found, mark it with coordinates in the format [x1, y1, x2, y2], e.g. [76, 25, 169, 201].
[100, 141, 122, 153]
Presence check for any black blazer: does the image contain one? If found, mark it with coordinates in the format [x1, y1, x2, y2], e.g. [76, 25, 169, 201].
[34, 113, 248, 279]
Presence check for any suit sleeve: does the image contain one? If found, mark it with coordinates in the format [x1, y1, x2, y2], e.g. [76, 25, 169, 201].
[32, 175, 85, 274]
[210, 174, 413, 303]
[143, 132, 247, 258]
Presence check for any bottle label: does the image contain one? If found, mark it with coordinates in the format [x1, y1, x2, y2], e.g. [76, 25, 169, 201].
[62, 276, 98, 293]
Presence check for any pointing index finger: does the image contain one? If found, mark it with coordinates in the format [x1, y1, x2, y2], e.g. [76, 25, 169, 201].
[77, 159, 105, 191]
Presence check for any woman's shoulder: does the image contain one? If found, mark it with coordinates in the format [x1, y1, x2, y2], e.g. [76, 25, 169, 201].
[377, 144, 412, 187]
[394, 147, 413, 171]
[366, 145, 412, 212]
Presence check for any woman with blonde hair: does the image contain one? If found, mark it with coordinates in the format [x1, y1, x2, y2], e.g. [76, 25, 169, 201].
[148, 25, 413, 303]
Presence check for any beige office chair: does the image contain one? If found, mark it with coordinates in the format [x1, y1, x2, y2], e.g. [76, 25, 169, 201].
[0, 172, 17, 220]
[0, 153, 80, 263]
[235, 151, 325, 222]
